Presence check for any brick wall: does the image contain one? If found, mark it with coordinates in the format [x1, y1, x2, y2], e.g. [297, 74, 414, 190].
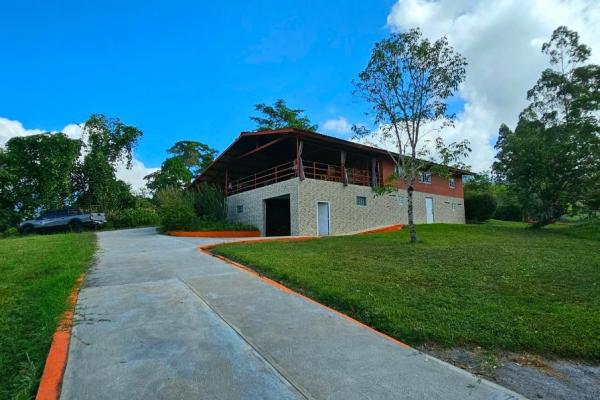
[226, 177, 465, 236]
[226, 179, 300, 235]
[297, 179, 465, 236]
[381, 159, 464, 198]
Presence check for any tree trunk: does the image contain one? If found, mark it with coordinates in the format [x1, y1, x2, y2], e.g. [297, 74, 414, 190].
[407, 184, 417, 243]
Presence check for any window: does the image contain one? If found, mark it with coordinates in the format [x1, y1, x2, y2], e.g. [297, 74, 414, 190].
[394, 165, 405, 177]
[236, 205, 244, 214]
[398, 196, 405, 207]
[419, 171, 432, 184]
[452, 202, 456, 211]
[356, 196, 367, 206]
[448, 177, 456, 189]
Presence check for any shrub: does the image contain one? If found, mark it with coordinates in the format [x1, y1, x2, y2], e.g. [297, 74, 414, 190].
[105, 207, 159, 229]
[1, 227, 18, 238]
[494, 204, 522, 222]
[465, 192, 497, 222]
[156, 187, 197, 231]
[194, 182, 226, 221]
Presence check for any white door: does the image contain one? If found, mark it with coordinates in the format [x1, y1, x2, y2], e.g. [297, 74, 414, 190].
[425, 197, 434, 223]
[317, 202, 330, 236]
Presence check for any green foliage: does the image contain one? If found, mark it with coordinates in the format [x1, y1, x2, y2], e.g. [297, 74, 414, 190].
[76, 114, 143, 211]
[105, 208, 159, 229]
[465, 192, 497, 222]
[353, 27, 468, 242]
[156, 186, 255, 231]
[0, 233, 95, 399]
[493, 185, 523, 221]
[250, 99, 318, 131]
[494, 27, 600, 225]
[2, 133, 81, 218]
[214, 222, 600, 360]
[194, 182, 225, 221]
[145, 141, 217, 192]
[1, 227, 18, 238]
[155, 187, 197, 231]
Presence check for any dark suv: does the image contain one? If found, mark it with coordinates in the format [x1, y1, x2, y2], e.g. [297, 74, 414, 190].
[18, 208, 106, 234]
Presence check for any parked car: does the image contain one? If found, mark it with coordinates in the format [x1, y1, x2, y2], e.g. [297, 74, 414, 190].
[18, 208, 106, 234]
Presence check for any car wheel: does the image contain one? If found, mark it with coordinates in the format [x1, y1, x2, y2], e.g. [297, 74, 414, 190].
[20, 225, 34, 235]
[69, 220, 83, 233]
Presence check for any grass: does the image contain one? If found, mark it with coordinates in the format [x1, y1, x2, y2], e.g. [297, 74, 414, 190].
[213, 220, 600, 361]
[0, 233, 96, 400]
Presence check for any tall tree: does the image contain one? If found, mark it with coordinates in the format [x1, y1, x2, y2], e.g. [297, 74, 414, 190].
[2, 133, 81, 218]
[250, 99, 318, 131]
[144, 140, 217, 192]
[494, 26, 600, 225]
[353, 28, 469, 242]
[76, 114, 143, 210]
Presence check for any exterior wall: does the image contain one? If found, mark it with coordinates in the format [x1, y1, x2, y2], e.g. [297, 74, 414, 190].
[381, 159, 464, 199]
[226, 177, 465, 237]
[226, 178, 300, 236]
[297, 179, 465, 236]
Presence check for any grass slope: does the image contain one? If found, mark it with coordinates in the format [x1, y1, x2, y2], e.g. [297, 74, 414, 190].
[213, 221, 600, 361]
[0, 233, 96, 400]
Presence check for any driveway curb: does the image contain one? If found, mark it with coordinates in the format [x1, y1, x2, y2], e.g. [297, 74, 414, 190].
[35, 275, 84, 400]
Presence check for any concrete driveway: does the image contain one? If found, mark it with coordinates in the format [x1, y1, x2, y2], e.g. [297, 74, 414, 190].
[60, 228, 523, 400]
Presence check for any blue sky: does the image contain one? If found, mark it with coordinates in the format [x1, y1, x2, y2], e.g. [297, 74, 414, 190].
[3, 0, 598, 185]
[0, 0, 398, 168]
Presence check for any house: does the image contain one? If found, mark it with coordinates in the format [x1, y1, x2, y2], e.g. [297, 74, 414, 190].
[193, 128, 466, 236]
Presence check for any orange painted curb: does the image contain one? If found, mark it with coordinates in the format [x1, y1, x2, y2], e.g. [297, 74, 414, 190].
[36, 275, 84, 400]
[198, 240, 411, 350]
[167, 230, 261, 237]
[360, 224, 403, 234]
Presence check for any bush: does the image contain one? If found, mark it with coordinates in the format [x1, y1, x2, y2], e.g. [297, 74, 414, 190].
[465, 192, 497, 222]
[1, 227, 18, 238]
[494, 204, 522, 222]
[156, 187, 198, 231]
[194, 182, 226, 221]
[156, 186, 257, 232]
[105, 207, 159, 229]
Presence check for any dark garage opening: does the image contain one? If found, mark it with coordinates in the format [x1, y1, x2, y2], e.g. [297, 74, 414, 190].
[265, 195, 291, 236]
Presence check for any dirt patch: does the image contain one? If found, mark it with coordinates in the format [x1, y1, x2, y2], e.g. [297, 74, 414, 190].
[419, 344, 600, 400]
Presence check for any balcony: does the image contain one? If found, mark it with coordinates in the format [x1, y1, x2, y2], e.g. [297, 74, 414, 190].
[227, 159, 371, 195]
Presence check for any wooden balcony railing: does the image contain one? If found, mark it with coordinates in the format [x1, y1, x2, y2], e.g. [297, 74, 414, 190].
[227, 159, 371, 195]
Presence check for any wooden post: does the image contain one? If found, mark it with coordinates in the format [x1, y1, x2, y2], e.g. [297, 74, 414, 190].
[274, 166, 278, 183]
[224, 168, 228, 196]
[313, 161, 316, 178]
[295, 137, 299, 178]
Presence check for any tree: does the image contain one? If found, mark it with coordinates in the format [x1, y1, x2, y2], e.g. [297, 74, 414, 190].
[145, 140, 217, 192]
[494, 27, 600, 225]
[250, 99, 318, 131]
[2, 133, 81, 218]
[353, 28, 469, 242]
[76, 114, 143, 210]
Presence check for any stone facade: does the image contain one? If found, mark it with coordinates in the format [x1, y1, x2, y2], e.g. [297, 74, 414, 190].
[226, 179, 300, 236]
[226, 177, 465, 236]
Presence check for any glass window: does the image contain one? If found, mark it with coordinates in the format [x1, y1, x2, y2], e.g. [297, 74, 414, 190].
[398, 196, 405, 207]
[448, 177, 456, 189]
[356, 196, 367, 206]
[236, 205, 244, 213]
[419, 172, 432, 184]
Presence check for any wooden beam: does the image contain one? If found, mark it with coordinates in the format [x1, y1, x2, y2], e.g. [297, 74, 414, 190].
[236, 137, 288, 160]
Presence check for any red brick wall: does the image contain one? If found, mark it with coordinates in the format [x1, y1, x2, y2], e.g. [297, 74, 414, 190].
[381, 160, 464, 199]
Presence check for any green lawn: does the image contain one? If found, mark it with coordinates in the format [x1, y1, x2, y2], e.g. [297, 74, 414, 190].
[213, 220, 600, 361]
[0, 233, 96, 400]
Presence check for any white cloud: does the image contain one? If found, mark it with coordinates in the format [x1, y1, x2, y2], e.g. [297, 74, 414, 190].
[322, 116, 353, 135]
[0, 117, 44, 146]
[387, 0, 600, 172]
[0, 116, 157, 191]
